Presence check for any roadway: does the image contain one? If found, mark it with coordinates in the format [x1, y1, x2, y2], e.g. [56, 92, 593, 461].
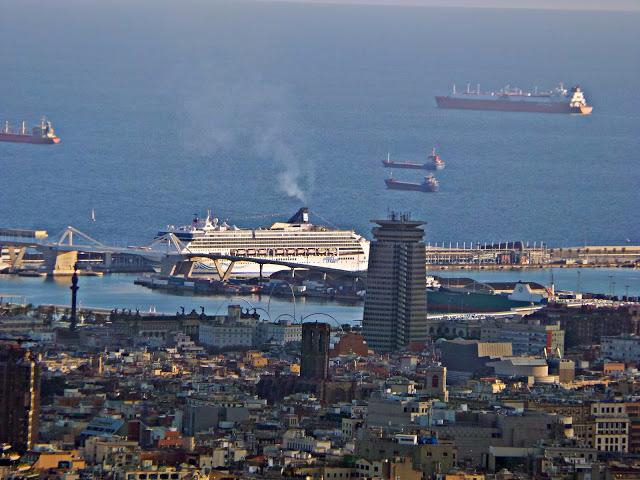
[0, 228, 367, 278]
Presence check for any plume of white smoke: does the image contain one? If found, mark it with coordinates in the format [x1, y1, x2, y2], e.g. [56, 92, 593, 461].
[255, 121, 308, 202]
[178, 74, 313, 202]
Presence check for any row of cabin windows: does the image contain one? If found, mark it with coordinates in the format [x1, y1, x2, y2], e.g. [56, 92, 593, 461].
[594, 406, 624, 414]
[127, 474, 181, 480]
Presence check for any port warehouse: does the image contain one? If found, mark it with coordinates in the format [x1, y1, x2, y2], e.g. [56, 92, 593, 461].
[425, 243, 640, 266]
[0, 228, 48, 239]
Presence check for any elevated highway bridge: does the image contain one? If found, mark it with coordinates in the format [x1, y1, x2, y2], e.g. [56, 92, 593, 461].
[0, 227, 366, 279]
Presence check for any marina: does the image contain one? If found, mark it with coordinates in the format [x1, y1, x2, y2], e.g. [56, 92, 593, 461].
[0, 273, 364, 324]
[0, 267, 637, 320]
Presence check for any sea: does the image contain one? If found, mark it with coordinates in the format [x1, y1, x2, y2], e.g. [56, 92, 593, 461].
[0, 0, 638, 246]
[0, 1, 639, 316]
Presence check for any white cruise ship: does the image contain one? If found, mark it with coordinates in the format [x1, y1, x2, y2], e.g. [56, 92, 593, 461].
[156, 208, 369, 277]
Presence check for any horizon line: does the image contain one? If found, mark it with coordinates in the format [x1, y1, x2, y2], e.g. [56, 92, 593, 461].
[252, 0, 640, 13]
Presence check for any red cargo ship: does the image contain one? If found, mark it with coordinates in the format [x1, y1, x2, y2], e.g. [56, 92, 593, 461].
[435, 84, 593, 115]
[427, 148, 445, 170]
[0, 118, 60, 144]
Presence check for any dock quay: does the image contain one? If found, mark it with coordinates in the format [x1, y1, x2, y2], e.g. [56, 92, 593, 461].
[133, 272, 364, 302]
[0, 225, 638, 279]
[425, 242, 640, 268]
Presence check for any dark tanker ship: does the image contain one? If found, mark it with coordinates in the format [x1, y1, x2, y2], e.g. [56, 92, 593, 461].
[382, 148, 445, 171]
[0, 118, 60, 144]
[436, 84, 593, 115]
[385, 174, 439, 192]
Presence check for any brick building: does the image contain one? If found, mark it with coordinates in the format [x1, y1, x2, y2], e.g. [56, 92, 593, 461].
[527, 304, 640, 348]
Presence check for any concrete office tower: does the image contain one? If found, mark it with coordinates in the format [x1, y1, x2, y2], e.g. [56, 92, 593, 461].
[0, 342, 41, 451]
[301, 322, 330, 380]
[363, 213, 427, 352]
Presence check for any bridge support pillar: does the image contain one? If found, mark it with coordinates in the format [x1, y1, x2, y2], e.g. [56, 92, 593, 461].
[42, 248, 78, 275]
[173, 260, 197, 278]
[6, 246, 26, 270]
[160, 255, 182, 276]
[103, 252, 112, 269]
[211, 259, 236, 281]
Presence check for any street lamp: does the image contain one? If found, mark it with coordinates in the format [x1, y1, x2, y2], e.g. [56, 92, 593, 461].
[300, 312, 343, 331]
[274, 313, 297, 323]
[213, 297, 271, 321]
[266, 281, 296, 320]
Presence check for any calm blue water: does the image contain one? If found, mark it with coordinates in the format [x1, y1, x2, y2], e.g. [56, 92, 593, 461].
[0, 1, 638, 247]
[433, 267, 640, 298]
[0, 273, 364, 324]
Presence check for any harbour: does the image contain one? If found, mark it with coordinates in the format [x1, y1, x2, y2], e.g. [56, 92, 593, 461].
[1, 266, 637, 319]
[2, 223, 637, 276]
[1, 221, 638, 314]
[0, 272, 364, 323]
[1, 3, 640, 477]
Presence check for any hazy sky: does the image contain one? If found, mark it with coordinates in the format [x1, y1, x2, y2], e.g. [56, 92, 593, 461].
[257, 0, 640, 11]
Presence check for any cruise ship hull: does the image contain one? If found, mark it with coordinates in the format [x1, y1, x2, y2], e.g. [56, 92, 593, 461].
[435, 96, 593, 114]
[157, 208, 370, 278]
[193, 255, 368, 277]
[0, 133, 60, 144]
